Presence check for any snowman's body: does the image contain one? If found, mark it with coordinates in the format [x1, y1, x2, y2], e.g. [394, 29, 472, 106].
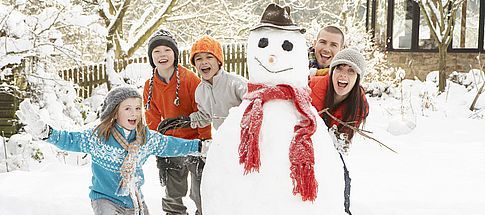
[201, 26, 347, 215]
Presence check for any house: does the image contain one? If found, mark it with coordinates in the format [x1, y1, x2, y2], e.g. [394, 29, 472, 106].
[366, 0, 484, 79]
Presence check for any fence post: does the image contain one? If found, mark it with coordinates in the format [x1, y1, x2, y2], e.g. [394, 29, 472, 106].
[231, 44, 237, 74]
[2, 131, 8, 172]
[242, 43, 248, 78]
[224, 44, 229, 73]
[236, 44, 241, 76]
[102, 63, 107, 83]
[88, 65, 94, 98]
[72, 68, 79, 97]
[82, 66, 88, 98]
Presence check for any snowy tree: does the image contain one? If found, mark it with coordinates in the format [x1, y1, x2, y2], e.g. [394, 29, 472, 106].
[1, 1, 98, 169]
[335, 0, 394, 96]
[75, 0, 352, 89]
[0, 0, 100, 94]
[416, 0, 465, 92]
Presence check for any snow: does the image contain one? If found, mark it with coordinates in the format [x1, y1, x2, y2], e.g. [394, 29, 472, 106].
[1, 3, 484, 213]
[1, 84, 484, 214]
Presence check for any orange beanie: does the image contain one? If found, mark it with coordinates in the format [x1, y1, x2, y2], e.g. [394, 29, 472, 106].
[190, 35, 224, 66]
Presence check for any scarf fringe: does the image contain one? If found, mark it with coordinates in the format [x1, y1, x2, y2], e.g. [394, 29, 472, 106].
[239, 98, 263, 173]
[290, 136, 318, 201]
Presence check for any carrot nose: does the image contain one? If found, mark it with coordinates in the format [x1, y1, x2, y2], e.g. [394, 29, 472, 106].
[268, 55, 276, 64]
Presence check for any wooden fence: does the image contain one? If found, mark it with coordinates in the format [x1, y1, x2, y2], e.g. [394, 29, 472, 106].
[0, 93, 20, 137]
[59, 43, 248, 98]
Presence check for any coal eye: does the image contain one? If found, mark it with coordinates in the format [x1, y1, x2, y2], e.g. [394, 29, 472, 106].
[258, 38, 268, 48]
[282, 40, 293, 51]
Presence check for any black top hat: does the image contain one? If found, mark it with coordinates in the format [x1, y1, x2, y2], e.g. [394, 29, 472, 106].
[251, 3, 306, 34]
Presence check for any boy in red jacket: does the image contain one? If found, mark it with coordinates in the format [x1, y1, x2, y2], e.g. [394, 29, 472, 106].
[143, 29, 211, 215]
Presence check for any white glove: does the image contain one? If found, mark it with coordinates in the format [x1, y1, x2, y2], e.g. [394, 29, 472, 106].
[328, 125, 350, 155]
[16, 99, 49, 140]
[200, 139, 212, 158]
[309, 68, 317, 77]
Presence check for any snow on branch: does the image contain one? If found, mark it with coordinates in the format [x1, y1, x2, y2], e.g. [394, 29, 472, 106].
[106, 0, 131, 36]
[123, 0, 177, 57]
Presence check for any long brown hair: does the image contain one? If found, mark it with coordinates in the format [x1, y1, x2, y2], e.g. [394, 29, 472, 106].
[95, 98, 147, 143]
[323, 71, 367, 140]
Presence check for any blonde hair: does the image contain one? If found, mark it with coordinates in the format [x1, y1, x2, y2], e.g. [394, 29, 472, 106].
[95, 97, 147, 143]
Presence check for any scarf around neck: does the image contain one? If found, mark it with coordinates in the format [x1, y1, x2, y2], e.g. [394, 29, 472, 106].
[239, 83, 318, 201]
[112, 128, 145, 215]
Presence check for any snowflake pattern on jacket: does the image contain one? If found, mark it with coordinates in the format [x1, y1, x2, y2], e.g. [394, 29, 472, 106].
[46, 124, 200, 208]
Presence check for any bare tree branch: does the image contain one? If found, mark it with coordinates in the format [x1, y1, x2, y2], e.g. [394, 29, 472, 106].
[318, 108, 397, 153]
[107, 0, 131, 36]
[125, 0, 178, 57]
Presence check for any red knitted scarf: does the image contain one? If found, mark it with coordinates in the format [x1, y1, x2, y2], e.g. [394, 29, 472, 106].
[239, 83, 318, 201]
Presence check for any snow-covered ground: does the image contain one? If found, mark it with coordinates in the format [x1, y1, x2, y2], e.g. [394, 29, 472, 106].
[1, 76, 484, 215]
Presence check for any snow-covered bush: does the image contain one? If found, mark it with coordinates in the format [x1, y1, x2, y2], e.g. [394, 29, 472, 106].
[448, 69, 484, 91]
[0, 134, 44, 173]
[9, 65, 93, 170]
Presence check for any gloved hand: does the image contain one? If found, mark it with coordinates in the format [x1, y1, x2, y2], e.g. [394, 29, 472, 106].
[309, 68, 317, 76]
[16, 99, 50, 140]
[199, 139, 212, 158]
[328, 125, 350, 155]
[157, 116, 191, 134]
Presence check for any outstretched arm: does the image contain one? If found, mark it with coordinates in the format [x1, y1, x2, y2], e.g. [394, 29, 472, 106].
[147, 130, 200, 157]
[16, 99, 91, 153]
[46, 129, 92, 153]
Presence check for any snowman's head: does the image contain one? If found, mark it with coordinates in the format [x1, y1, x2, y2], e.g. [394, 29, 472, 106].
[247, 27, 309, 88]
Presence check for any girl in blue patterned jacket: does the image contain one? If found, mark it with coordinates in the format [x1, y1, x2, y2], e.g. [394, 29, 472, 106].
[17, 86, 208, 215]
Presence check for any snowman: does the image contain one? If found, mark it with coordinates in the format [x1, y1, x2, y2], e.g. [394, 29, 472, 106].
[201, 4, 347, 215]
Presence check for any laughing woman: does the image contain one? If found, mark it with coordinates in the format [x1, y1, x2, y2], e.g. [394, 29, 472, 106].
[309, 47, 369, 152]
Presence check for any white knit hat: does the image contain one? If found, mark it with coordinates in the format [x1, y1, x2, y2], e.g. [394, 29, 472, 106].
[99, 86, 142, 120]
[330, 47, 366, 78]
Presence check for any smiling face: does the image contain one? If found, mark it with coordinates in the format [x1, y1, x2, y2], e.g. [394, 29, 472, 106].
[194, 52, 221, 84]
[313, 30, 343, 68]
[247, 28, 309, 88]
[152, 45, 175, 73]
[116, 97, 142, 131]
[331, 64, 358, 103]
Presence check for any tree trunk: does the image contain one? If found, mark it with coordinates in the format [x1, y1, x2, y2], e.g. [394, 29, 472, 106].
[105, 36, 123, 91]
[438, 45, 447, 92]
[460, 0, 467, 48]
[104, 35, 115, 91]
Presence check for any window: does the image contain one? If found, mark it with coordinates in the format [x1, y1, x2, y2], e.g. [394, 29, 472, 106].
[418, 10, 438, 49]
[375, 0, 388, 46]
[392, 0, 414, 49]
[377, 0, 483, 52]
[367, 0, 374, 31]
[453, 0, 480, 49]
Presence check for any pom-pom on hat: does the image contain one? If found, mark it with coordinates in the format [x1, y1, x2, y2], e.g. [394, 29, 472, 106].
[190, 35, 224, 66]
[99, 86, 142, 121]
[330, 47, 366, 78]
[147, 29, 179, 68]
[251, 3, 305, 34]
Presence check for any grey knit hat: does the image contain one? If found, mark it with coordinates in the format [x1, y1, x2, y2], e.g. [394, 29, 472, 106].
[330, 47, 366, 78]
[99, 86, 142, 120]
[148, 29, 179, 68]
